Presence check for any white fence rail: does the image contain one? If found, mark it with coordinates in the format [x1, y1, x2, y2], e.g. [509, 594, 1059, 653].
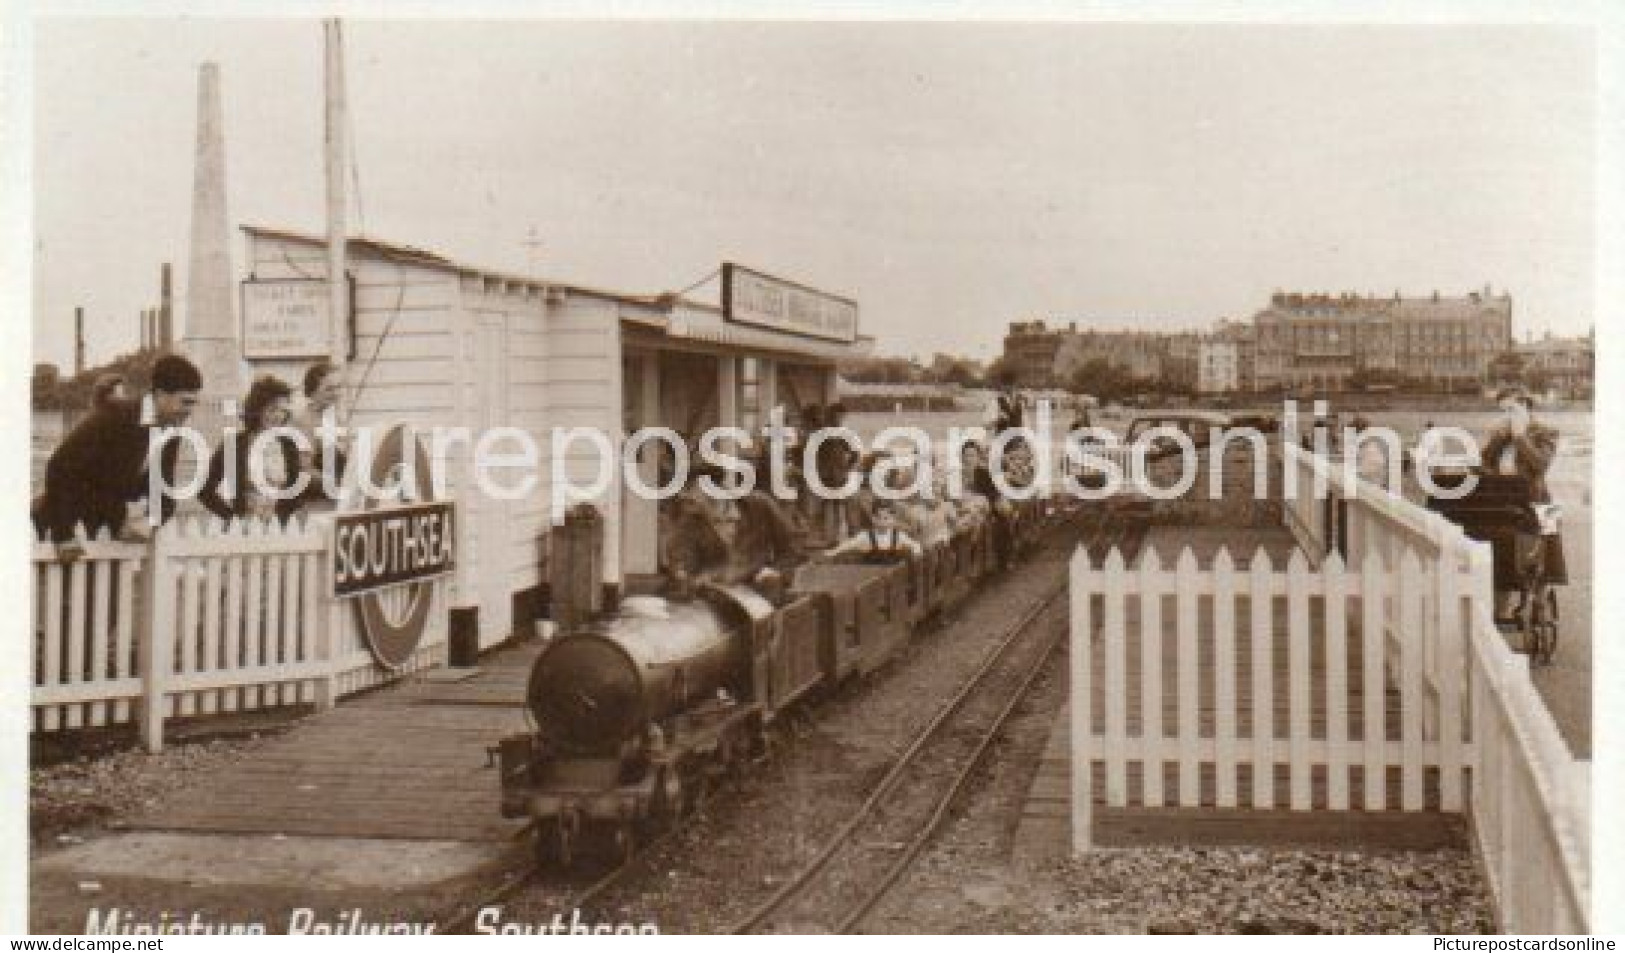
[1071, 466, 1591, 931]
[1459, 547, 1590, 933]
[32, 515, 449, 751]
[1069, 545, 1466, 823]
[32, 531, 146, 731]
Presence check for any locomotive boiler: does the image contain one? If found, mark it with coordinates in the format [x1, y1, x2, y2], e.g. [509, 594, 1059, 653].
[524, 596, 751, 758]
[497, 586, 776, 863]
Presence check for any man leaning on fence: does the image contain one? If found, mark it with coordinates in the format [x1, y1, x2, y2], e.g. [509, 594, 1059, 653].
[32, 354, 203, 554]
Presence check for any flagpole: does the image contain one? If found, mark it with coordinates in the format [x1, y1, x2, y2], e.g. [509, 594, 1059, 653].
[324, 18, 349, 374]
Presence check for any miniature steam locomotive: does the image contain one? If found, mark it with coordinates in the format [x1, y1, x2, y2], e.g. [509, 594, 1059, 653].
[493, 502, 1047, 865]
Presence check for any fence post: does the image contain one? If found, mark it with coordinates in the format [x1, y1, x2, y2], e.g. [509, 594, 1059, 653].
[1436, 528, 1466, 812]
[1101, 547, 1127, 807]
[1138, 547, 1164, 809]
[1069, 546, 1093, 853]
[314, 516, 339, 712]
[138, 525, 175, 753]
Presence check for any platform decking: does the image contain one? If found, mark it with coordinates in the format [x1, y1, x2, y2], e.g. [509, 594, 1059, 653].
[123, 640, 543, 842]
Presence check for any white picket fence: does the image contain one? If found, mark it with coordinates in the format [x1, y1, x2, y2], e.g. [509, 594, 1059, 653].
[1279, 441, 1463, 573]
[32, 530, 147, 731]
[31, 515, 449, 751]
[1068, 538, 1590, 931]
[1069, 545, 1466, 819]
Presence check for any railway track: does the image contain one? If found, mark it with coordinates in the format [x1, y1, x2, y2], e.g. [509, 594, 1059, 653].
[725, 507, 1139, 934]
[437, 506, 1139, 935]
[725, 578, 1067, 934]
[434, 829, 664, 934]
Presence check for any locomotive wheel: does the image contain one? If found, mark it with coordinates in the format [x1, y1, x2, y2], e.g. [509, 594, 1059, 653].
[532, 819, 561, 866]
[613, 822, 637, 864]
[651, 766, 681, 822]
[555, 812, 579, 867]
[680, 769, 710, 817]
[720, 732, 749, 777]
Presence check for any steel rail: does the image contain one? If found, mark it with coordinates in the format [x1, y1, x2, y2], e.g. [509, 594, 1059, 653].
[836, 618, 1068, 932]
[727, 578, 1068, 934]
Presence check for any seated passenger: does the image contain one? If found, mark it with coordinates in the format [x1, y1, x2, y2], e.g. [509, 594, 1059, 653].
[661, 463, 805, 602]
[910, 493, 953, 549]
[950, 485, 990, 533]
[659, 468, 736, 596]
[934, 479, 966, 536]
[827, 500, 922, 560]
[735, 486, 805, 578]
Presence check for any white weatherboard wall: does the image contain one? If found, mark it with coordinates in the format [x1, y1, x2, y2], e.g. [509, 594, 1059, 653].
[246, 231, 525, 654]
[547, 296, 625, 586]
[244, 231, 458, 678]
[244, 228, 636, 650]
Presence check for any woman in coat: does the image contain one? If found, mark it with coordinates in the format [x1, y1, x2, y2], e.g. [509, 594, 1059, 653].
[1479, 385, 1566, 621]
[200, 376, 303, 524]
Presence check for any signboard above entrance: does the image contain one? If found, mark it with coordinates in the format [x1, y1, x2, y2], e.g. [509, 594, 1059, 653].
[241, 277, 354, 360]
[721, 263, 858, 344]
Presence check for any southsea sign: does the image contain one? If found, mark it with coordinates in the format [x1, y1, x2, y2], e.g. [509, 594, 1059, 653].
[331, 502, 456, 599]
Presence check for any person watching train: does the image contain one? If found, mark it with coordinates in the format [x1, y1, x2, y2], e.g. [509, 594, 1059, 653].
[33, 353, 202, 548]
[199, 375, 304, 524]
[292, 359, 349, 509]
[1479, 384, 1566, 624]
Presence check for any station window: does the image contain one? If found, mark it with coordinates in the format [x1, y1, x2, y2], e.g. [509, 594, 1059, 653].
[622, 356, 643, 434]
[738, 357, 761, 435]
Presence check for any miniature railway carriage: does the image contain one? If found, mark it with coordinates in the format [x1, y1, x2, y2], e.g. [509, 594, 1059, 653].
[495, 512, 1050, 865]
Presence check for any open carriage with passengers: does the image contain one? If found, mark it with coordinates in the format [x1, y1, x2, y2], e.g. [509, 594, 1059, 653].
[1423, 469, 1566, 665]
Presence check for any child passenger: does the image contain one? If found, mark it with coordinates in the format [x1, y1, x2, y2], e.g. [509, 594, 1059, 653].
[827, 499, 922, 559]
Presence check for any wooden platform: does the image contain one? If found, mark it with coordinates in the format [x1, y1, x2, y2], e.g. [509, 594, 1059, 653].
[122, 639, 546, 842]
[1013, 525, 1465, 862]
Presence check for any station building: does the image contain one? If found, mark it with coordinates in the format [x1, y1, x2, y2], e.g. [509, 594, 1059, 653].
[240, 225, 870, 653]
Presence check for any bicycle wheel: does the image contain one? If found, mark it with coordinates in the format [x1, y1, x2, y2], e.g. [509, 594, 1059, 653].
[1529, 584, 1559, 666]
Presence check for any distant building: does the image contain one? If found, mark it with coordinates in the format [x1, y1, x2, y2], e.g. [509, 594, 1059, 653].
[1210, 318, 1256, 392]
[1004, 319, 1221, 393]
[1251, 287, 1513, 392]
[1003, 320, 1067, 388]
[1162, 332, 1200, 391]
[1051, 329, 1167, 384]
[1197, 339, 1240, 394]
[1516, 329, 1593, 398]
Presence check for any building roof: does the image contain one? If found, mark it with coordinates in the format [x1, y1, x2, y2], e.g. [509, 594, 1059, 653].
[1516, 335, 1592, 355]
[243, 224, 872, 362]
[243, 224, 672, 310]
[665, 303, 874, 361]
[1259, 289, 1512, 322]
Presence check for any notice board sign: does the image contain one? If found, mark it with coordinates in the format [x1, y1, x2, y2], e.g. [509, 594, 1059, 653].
[722, 263, 858, 343]
[241, 277, 353, 359]
[331, 501, 457, 599]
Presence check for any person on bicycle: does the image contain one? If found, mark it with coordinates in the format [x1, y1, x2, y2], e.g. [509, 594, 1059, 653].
[1479, 385, 1565, 622]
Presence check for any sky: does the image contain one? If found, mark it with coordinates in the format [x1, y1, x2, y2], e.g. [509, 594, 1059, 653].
[27, 17, 1598, 370]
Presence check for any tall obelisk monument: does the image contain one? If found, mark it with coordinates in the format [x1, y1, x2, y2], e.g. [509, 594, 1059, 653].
[181, 62, 245, 435]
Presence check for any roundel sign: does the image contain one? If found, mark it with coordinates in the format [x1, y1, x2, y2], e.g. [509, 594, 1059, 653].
[331, 423, 456, 670]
